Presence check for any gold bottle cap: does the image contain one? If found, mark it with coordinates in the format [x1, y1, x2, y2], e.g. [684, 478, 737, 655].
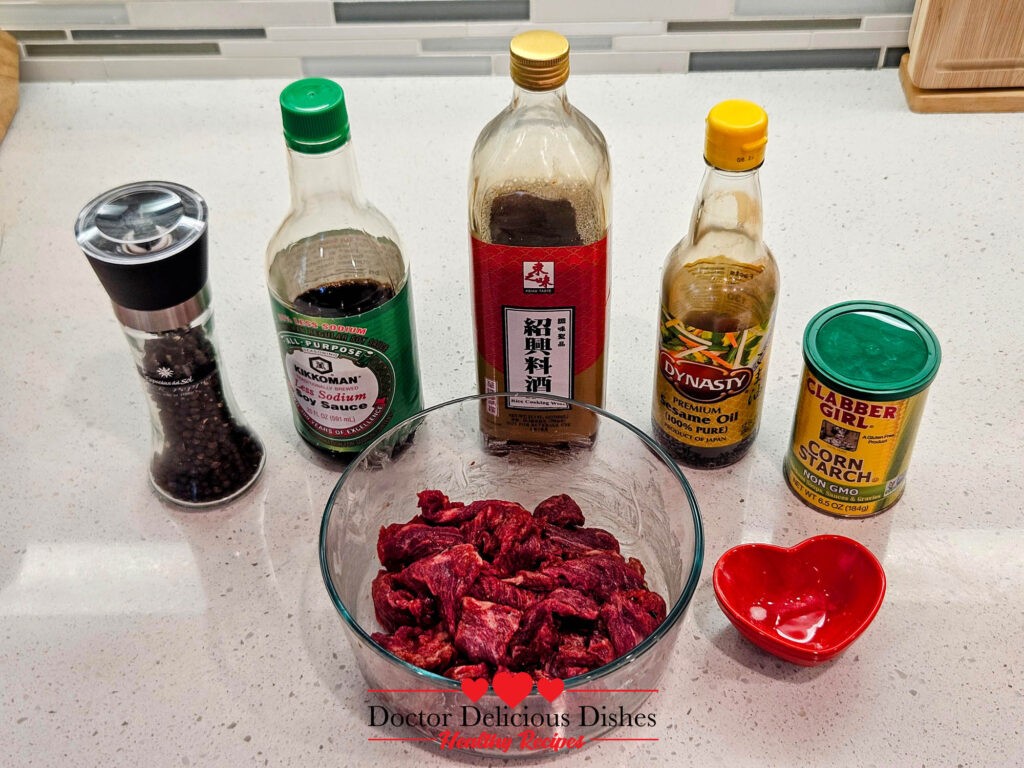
[509, 30, 570, 91]
[704, 99, 769, 172]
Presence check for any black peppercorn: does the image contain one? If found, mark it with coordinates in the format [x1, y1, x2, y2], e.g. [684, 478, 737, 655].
[139, 325, 264, 505]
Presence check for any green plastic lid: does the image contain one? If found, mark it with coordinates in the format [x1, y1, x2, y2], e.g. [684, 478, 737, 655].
[279, 78, 350, 154]
[803, 300, 941, 401]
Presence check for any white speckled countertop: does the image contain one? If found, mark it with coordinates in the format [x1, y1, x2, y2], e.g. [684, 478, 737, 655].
[1, 71, 1022, 767]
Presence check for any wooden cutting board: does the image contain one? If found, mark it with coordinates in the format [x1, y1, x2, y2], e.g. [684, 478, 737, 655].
[0, 30, 18, 144]
[907, 0, 1024, 89]
[901, 0, 1024, 112]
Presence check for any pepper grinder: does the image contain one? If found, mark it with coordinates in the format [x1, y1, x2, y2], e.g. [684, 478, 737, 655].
[76, 181, 265, 508]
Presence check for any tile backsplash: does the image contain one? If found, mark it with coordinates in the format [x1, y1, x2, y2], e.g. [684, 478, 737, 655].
[0, 0, 913, 82]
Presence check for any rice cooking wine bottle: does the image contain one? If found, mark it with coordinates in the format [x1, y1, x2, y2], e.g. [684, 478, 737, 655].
[469, 30, 611, 447]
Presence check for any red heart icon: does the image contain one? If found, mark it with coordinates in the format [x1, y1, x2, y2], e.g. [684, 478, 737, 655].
[536, 677, 564, 703]
[492, 671, 533, 708]
[713, 535, 886, 666]
[460, 677, 488, 703]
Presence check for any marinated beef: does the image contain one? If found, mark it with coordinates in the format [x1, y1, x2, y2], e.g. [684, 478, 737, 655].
[369, 491, 666, 681]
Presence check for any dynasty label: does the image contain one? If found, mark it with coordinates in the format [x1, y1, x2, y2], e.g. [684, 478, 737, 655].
[654, 309, 772, 450]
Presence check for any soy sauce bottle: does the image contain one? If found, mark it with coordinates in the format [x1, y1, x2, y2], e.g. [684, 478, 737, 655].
[469, 30, 611, 447]
[266, 78, 422, 458]
[652, 100, 779, 468]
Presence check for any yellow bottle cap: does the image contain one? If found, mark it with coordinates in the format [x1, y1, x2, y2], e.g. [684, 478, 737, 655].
[510, 30, 570, 91]
[704, 100, 768, 172]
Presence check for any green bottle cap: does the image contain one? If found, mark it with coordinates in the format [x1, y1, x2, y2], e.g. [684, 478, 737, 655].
[279, 78, 350, 154]
[803, 300, 941, 401]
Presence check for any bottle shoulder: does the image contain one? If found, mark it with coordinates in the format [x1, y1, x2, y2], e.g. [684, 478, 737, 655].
[664, 234, 777, 282]
[469, 93, 612, 242]
[268, 197, 402, 256]
[661, 232, 779, 326]
[666, 230, 776, 264]
[570, 103, 608, 148]
[470, 96, 610, 184]
[266, 214, 408, 307]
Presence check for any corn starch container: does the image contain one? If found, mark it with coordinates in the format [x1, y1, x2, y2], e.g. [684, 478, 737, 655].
[785, 301, 941, 517]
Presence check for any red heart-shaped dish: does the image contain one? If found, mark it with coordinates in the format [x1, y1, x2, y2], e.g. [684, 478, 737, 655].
[713, 535, 886, 666]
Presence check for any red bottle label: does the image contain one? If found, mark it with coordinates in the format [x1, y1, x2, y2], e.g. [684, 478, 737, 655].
[471, 236, 608, 405]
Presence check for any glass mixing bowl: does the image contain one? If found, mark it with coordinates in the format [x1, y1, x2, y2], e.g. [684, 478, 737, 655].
[320, 393, 703, 757]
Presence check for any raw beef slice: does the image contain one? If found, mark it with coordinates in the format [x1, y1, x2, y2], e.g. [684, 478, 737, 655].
[541, 552, 645, 601]
[600, 589, 668, 656]
[371, 570, 436, 632]
[370, 625, 455, 672]
[397, 543, 484, 634]
[377, 522, 465, 571]
[454, 597, 523, 668]
[417, 489, 476, 525]
[532, 494, 585, 528]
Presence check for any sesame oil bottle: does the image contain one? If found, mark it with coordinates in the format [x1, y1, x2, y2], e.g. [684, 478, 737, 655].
[652, 100, 779, 468]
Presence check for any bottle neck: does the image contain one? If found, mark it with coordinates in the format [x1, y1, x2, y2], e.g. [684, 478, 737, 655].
[690, 165, 764, 244]
[511, 83, 570, 111]
[287, 140, 365, 209]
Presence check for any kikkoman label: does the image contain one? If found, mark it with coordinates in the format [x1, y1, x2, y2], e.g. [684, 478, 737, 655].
[654, 309, 772, 450]
[271, 283, 421, 452]
[785, 370, 929, 517]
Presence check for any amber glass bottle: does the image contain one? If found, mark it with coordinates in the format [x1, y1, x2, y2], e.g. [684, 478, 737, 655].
[469, 30, 611, 446]
[652, 100, 779, 468]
